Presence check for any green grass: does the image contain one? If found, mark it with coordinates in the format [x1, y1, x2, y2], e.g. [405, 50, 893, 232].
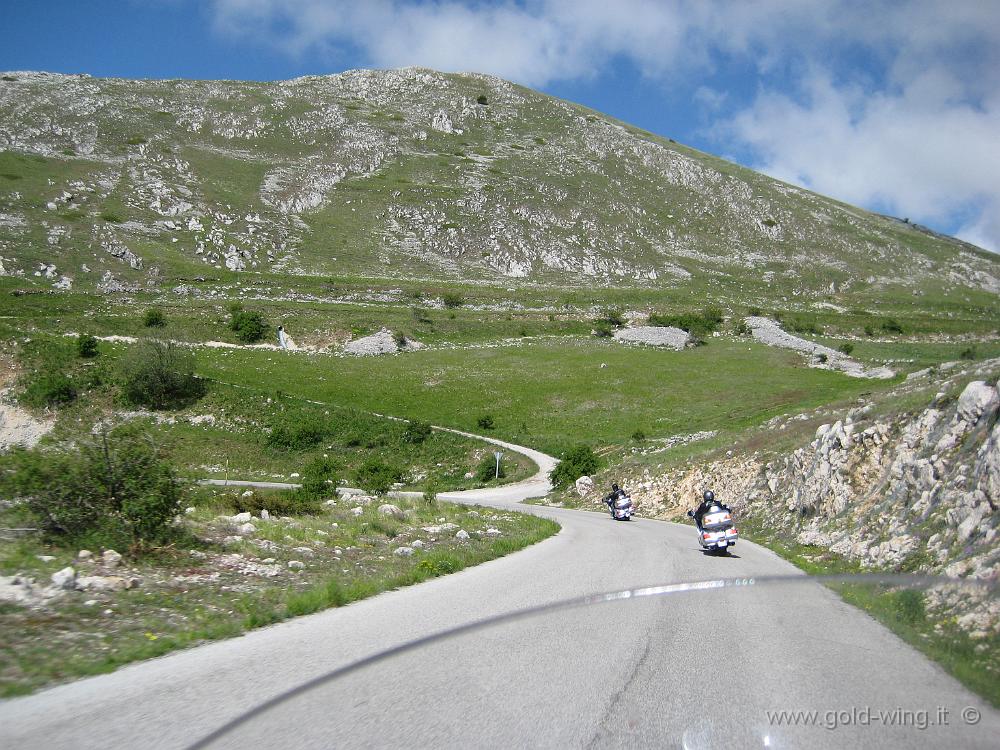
[193, 337, 889, 455]
[0, 494, 559, 696]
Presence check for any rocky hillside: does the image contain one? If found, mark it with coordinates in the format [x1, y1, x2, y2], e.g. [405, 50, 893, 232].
[1, 68, 998, 306]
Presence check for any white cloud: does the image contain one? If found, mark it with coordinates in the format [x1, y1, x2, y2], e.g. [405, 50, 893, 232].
[208, 0, 1000, 251]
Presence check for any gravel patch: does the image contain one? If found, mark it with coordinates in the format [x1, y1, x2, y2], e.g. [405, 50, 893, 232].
[746, 317, 894, 379]
[613, 326, 690, 350]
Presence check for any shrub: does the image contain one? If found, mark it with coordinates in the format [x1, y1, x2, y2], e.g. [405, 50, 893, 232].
[267, 412, 329, 450]
[597, 307, 625, 327]
[355, 457, 405, 496]
[227, 489, 322, 516]
[422, 478, 440, 507]
[476, 94, 489, 105]
[549, 445, 599, 489]
[411, 306, 432, 324]
[593, 322, 614, 338]
[734, 321, 750, 336]
[143, 309, 167, 328]
[838, 343, 855, 355]
[393, 330, 408, 348]
[476, 453, 505, 483]
[21, 372, 77, 409]
[100, 210, 125, 223]
[228, 305, 269, 343]
[880, 318, 904, 334]
[477, 414, 495, 430]
[76, 334, 99, 359]
[442, 292, 465, 309]
[817, 353, 828, 363]
[960, 346, 977, 361]
[647, 308, 722, 337]
[631, 429, 647, 442]
[119, 341, 205, 410]
[748, 306, 763, 316]
[864, 324, 875, 337]
[783, 317, 823, 335]
[403, 419, 433, 444]
[298, 456, 339, 500]
[6, 428, 182, 547]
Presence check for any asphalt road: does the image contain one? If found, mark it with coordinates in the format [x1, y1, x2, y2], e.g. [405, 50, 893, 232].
[2, 440, 997, 749]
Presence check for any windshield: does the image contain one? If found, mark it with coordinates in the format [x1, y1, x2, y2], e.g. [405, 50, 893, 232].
[191, 575, 998, 749]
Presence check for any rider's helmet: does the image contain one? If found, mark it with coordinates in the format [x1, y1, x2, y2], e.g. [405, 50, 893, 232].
[703, 490, 715, 502]
[612, 483, 620, 492]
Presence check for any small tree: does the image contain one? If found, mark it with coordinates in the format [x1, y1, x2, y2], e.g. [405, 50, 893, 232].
[298, 456, 339, 499]
[229, 304, 269, 343]
[476, 453, 505, 482]
[143, 309, 167, 328]
[442, 292, 465, 309]
[76, 334, 100, 358]
[477, 414, 495, 430]
[403, 419, 433, 443]
[6, 428, 182, 548]
[119, 340, 206, 410]
[355, 457, 405, 496]
[549, 445, 599, 489]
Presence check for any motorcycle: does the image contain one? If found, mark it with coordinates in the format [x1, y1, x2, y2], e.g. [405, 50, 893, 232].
[688, 505, 738, 552]
[609, 494, 634, 521]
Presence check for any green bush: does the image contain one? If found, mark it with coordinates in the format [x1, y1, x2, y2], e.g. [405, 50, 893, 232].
[838, 343, 855, 355]
[549, 445, 599, 489]
[403, 419, 433, 443]
[960, 346, 977, 361]
[119, 341, 206, 410]
[355, 457, 405, 496]
[267, 412, 329, 450]
[734, 321, 750, 336]
[411, 306, 432, 324]
[143, 309, 167, 328]
[5, 428, 182, 547]
[477, 414, 495, 430]
[631, 429, 647, 442]
[476, 94, 489, 105]
[597, 307, 625, 327]
[475, 453, 505, 483]
[229, 305, 269, 343]
[748, 306, 763, 316]
[442, 292, 465, 308]
[648, 307, 723, 337]
[593, 322, 614, 338]
[100, 210, 125, 223]
[880, 318, 904, 334]
[783, 317, 823, 335]
[817, 353, 828, 363]
[76, 334, 100, 359]
[864, 324, 875, 337]
[298, 456, 338, 499]
[21, 372, 76, 409]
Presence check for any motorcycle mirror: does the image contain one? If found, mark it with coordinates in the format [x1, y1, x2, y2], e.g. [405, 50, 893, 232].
[686, 510, 693, 517]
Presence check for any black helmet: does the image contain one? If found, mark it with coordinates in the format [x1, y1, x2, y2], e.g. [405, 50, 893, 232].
[612, 483, 620, 492]
[703, 490, 715, 502]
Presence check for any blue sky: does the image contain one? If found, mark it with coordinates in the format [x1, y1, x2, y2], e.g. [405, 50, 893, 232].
[4, 0, 999, 252]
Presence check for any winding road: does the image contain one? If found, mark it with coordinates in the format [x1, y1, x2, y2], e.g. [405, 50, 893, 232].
[2, 434, 997, 749]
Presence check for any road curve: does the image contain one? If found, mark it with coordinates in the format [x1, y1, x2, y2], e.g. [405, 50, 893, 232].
[2, 435, 998, 749]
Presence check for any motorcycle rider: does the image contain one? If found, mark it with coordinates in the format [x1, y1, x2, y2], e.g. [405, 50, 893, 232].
[604, 483, 628, 514]
[693, 490, 728, 528]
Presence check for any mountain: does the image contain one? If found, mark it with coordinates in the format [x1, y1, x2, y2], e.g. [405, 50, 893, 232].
[0, 67, 998, 309]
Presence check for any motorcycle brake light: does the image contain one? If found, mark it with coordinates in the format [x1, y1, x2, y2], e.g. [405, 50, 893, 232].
[702, 533, 711, 539]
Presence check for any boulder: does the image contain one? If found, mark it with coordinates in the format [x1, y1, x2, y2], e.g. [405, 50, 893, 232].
[232, 512, 253, 524]
[455, 530, 470, 540]
[102, 549, 123, 569]
[377, 504, 405, 519]
[411, 539, 425, 549]
[287, 560, 305, 570]
[956, 381, 999, 426]
[575, 475, 594, 497]
[76, 575, 133, 592]
[393, 546, 415, 557]
[236, 523, 256, 536]
[77, 549, 94, 560]
[484, 528, 503, 537]
[50, 566, 76, 590]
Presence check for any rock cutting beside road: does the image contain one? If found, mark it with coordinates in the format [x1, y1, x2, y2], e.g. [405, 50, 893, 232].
[746, 316, 894, 379]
